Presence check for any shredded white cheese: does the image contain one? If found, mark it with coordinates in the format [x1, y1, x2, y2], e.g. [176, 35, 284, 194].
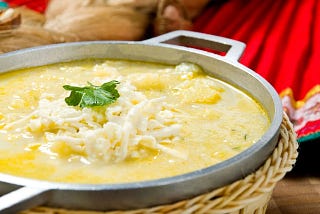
[5, 80, 185, 163]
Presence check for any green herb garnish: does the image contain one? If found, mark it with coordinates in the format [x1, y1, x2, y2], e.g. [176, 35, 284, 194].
[63, 80, 120, 108]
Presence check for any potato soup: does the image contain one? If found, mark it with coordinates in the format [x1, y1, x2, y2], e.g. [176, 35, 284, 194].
[0, 59, 269, 183]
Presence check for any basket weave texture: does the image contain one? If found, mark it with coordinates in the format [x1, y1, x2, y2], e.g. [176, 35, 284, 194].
[21, 113, 298, 214]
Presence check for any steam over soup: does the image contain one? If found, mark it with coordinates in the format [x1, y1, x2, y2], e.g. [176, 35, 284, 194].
[0, 60, 269, 183]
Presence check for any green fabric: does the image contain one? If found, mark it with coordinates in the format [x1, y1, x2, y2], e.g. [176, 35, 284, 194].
[298, 132, 320, 143]
[0, 1, 8, 9]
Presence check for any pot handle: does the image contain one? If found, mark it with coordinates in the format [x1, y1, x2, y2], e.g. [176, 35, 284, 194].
[143, 30, 246, 62]
[0, 186, 50, 213]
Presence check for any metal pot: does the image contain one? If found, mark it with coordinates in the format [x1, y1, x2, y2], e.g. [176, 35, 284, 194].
[0, 30, 282, 213]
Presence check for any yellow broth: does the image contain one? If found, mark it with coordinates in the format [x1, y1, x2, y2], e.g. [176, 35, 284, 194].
[0, 59, 269, 183]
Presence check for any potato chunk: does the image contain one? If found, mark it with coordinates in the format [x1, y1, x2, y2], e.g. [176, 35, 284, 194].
[128, 73, 166, 90]
[174, 78, 224, 104]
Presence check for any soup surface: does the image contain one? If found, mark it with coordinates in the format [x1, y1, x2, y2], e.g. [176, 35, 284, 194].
[0, 59, 269, 183]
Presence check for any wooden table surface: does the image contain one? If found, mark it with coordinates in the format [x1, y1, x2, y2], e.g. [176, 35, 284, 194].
[266, 139, 320, 214]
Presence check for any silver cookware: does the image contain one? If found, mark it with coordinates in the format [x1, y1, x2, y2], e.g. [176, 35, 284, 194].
[0, 30, 282, 213]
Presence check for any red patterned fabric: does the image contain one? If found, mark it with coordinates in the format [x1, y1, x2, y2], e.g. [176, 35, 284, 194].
[4, 0, 48, 13]
[281, 86, 320, 142]
[193, 0, 320, 101]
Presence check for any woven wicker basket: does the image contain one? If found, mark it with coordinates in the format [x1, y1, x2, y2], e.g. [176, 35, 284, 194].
[21, 113, 298, 214]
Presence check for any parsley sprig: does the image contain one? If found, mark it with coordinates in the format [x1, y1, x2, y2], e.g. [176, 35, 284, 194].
[63, 80, 120, 108]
